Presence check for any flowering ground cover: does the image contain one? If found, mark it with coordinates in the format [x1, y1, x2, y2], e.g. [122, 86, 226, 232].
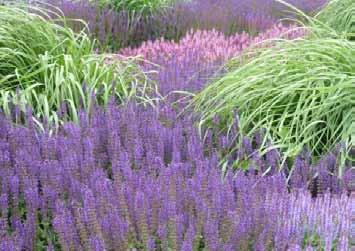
[0, 103, 352, 250]
[120, 24, 305, 96]
[0, 0, 353, 250]
[41, 0, 326, 50]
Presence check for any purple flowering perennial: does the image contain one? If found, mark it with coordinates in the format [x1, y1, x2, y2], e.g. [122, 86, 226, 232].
[120, 24, 305, 97]
[0, 102, 351, 250]
[40, 0, 326, 50]
[173, 0, 323, 39]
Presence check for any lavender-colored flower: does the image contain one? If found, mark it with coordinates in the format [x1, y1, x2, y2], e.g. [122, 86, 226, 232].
[0, 100, 350, 249]
[89, 236, 105, 251]
[121, 24, 305, 96]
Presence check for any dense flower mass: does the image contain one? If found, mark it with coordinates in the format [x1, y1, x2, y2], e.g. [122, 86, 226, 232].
[121, 25, 302, 65]
[0, 1, 352, 250]
[0, 103, 351, 250]
[120, 24, 305, 96]
[41, 0, 326, 50]
[165, 0, 327, 36]
[43, 0, 149, 50]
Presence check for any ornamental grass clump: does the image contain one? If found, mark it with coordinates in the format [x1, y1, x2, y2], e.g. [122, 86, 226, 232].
[315, 0, 355, 39]
[193, 7, 354, 164]
[195, 37, 353, 163]
[0, 4, 154, 124]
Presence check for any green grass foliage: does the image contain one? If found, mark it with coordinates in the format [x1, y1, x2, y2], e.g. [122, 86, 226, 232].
[92, 0, 174, 16]
[0, 4, 154, 125]
[193, 2, 354, 165]
[315, 0, 354, 40]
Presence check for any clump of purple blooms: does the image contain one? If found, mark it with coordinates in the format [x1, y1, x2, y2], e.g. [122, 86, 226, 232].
[120, 24, 305, 96]
[41, 0, 326, 51]
[0, 1, 351, 250]
[42, 0, 154, 50]
[157, 0, 327, 41]
[0, 102, 351, 250]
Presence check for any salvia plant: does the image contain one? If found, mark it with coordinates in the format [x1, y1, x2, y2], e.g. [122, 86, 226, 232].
[42, 0, 159, 50]
[36, 0, 327, 51]
[0, 102, 351, 250]
[0, 4, 155, 125]
[121, 24, 305, 98]
[39, 0, 276, 50]
[0, 1, 352, 250]
[159, 0, 327, 39]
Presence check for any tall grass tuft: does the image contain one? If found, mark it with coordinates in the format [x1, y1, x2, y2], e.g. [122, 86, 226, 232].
[315, 0, 355, 40]
[193, 4, 354, 167]
[0, 4, 154, 125]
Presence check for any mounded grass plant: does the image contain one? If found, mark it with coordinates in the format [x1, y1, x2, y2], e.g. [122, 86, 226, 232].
[193, 5, 354, 168]
[0, 4, 154, 124]
[195, 37, 353, 156]
[315, 0, 355, 40]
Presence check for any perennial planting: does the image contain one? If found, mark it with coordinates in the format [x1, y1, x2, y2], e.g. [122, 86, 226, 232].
[0, 103, 352, 250]
[121, 24, 305, 96]
[0, 0, 353, 250]
[40, 0, 326, 50]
